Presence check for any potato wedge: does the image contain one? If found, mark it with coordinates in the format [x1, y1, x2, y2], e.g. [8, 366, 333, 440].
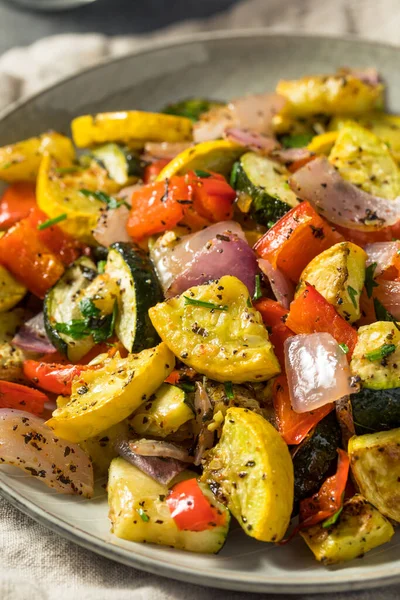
[329, 122, 400, 199]
[0, 265, 26, 312]
[0, 132, 74, 182]
[37, 154, 120, 244]
[71, 111, 193, 148]
[149, 276, 280, 383]
[351, 321, 400, 389]
[300, 494, 394, 565]
[156, 140, 244, 180]
[202, 407, 294, 542]
[108, 458, 230, 552]
[349, 428, 400, 522]
[276, 73, 384, 118]
[297, 242, 367, 323]
[46, 343, 175, 442]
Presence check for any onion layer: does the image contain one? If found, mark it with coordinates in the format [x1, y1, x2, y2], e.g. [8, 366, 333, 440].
[365, 241, 400, 276]
[131, 438, 194, 463]
[375, 280, 400, 320]
[0, 409, 93, 497]
[258, 258, 294, 309]
[284, 333, 353, 413]
[12, 312, 56, 355]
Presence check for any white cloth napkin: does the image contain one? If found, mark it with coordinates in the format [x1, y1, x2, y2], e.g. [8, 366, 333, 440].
[2, 1, 400, 598]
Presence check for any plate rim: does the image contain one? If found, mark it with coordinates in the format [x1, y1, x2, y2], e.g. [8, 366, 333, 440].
[1, 28, 400, 593]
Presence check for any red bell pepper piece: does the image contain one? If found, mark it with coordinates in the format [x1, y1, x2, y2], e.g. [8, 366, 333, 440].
[27, 207, 83, 266]
[335, 222, 400, 247]
[166, 479, 226, 532]
[186, 171, 236, 222]
[23, 360, 89, 395]
[0, 182, 37, 229]
[0, 217, 64, 298]
[285, 284, 358, 359]
[254, 202, 344, 282]
[0, 380, 48, 416]
[273, 375, 333, 445]
[143, 159, 171, 183]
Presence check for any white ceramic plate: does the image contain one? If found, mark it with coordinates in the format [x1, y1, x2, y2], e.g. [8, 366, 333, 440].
[1, 31, 400, 594]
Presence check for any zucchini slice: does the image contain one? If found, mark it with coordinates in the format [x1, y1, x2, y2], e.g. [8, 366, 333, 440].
[129, 383, 194, 438]
[202, 407, 294, 542]
[108, 457, 230, 553]
[44, 256, 98, 362]
[300, 494, 394, 565]
[349, 428, 400, 522]
[88, 143, 144, 185]
[350, 321, 400, 389]
[105, 242, 163, 353]
[233, 152, 299, 227]
[46, 342, 175, 442]
[149, 276, 281, 384]
[351, 387, 400, 434]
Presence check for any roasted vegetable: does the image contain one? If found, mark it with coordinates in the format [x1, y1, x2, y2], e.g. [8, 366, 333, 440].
[108, 458, 230, 552]
[351, 387, 400, 434]
[0, 264, 26, 312]
[87, 143, 144, 185]
[276, 72, 384, 118]
[329, 122, 400, 199]
[149, 276, 281, 383]
[233, 152, 299, 227]
[297, 241, 367, 323]
[293, 412, 341, 504]
[0, 132, 74, 182]
[156, 140, 244, 180]
[300, 494, 394, 565]
[105, 242, 163, 353]
[79, 420, 129, 477]
[46, 342, 175, 442]
[129, 383, 194, 438]
[0, 309, 29, 381]
[71, 111, 193, 148]
[202, 407, 293, 542]
[37, 154, 120, 244]
[162, 98, 224, 122]
[307, 131, 338, 155]
[349, 428, 400, 522]
[351, 321, 400, 389]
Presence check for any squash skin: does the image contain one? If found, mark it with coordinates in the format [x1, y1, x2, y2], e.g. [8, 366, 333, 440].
[149, 276, 280, 384]
[349, 428, 400, 522]
[300, 494, 394, 565]
[202, 407, 294, 542]
[0, 265, 26, 312]
[297, 241, 367, 323]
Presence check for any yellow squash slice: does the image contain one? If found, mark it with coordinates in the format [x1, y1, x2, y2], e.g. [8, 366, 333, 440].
[156, 140, 244, 181]
[307, 131, 339, 155]
[149, 276, 280, 383]
[0, 132, 74, 182]
[0, 265, 26, 312]
[71, 111, 193, 148]
[46, 342, 175, 442]
[202, 407, 294, 542]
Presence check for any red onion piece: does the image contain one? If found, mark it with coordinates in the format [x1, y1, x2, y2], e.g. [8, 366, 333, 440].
[258, 258, 294, 309]
[12, 312, 56, 354]
[289, 156, 400, 231]
[131, 438, 194, 463]
[365, 241, 400, 276]
[193, 382, 214, 466]
[0, 409, 93, 497]
[271, 147, 314, 165]
[150, 221, 250, 294]
[341, 67, 380, 86]
[225, 128, 279, 154]
[375, 280, 400, 320]
[143, 141, 193, 160]
[116, 439, 188, 486]
[93, 205, 132, 248]
[284, 333, 353, 413]
[193, 93, 287, 143]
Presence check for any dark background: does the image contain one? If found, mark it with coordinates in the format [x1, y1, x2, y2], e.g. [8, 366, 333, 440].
[0, 0, 239, 54]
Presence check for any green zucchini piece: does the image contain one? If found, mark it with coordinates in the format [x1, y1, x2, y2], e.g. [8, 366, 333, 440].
[351, 321, 400, 389]
[88, 143, 145, 185]
[351, 387, 400, 434]
[233, 152, 299, 227]
[162, 98, 224, 122]
[105, 242, 163, 353]
[108, 457, 230, 553]
[293, 412, 341, 504]
[44, 257, 98, 362]
[129, 383, 194, 437]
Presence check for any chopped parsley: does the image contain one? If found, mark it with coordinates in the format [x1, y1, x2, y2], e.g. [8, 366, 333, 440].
[347, 286, 358, 309]
[193, 169, 212, 178]
[183, 296, 228, 311]
[177, 382, 196, 393]
[54, 166, 82, 175]
[364, 263, 379, 298]
[230, 161, 240, 189]
[373, 298, 400, 331]
[280, 133, 314, 149]
[224, 381, 234, 400]
[79, 188, 130, 210]
[322, 506, 343, 529]
[37, 213, 67, 230]
[55, 300, 118, 342]
[97, 260, 107, 274]
[137, 508, 150, 522]
[338, 343, 349, 354]
[79, 298, 100, 318]
[253, 274, 262, 301]
[365, 343, 396, 362]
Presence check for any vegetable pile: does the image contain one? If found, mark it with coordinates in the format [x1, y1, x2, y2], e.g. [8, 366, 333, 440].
[1, 66, 400, 565]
